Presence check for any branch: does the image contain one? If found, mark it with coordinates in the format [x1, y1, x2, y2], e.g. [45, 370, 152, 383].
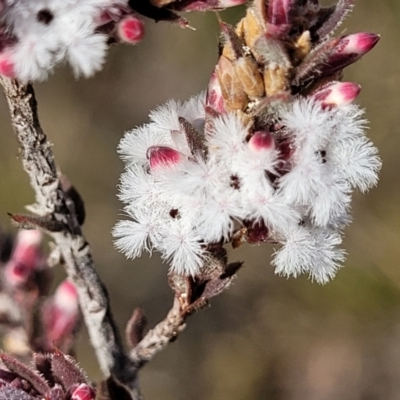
[0, 77, 139, 397]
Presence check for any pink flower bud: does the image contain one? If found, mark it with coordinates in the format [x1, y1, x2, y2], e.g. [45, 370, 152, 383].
[322, 33, 380, 75]
[312, 82, 361, 108]
[248, 131, 276, 153]
[338, 32, 380, 54]
[206, 70, 226, 114]
[0, 54, 15, 78]
[4, 230, 42, 287]
[117, 16, 144, 44]
[147, 146, 183, 170]
[268, 0, 291, 25]
[43, 280, 79, 345]
[70, 384, 96, 400]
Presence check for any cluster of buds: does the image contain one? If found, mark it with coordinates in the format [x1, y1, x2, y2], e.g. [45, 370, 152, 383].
[0, 351, 95, 400]
[114, 0, 381, 283]
[0, 228, 80, 355]
[0, 0, 246, 82]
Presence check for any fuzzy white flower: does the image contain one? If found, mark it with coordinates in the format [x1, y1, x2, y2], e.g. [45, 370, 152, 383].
[114, 91, 380, 281]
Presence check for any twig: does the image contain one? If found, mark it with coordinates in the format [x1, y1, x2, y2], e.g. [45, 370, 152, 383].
[130, 297, 186, 367]
[0, 77, 139, 396]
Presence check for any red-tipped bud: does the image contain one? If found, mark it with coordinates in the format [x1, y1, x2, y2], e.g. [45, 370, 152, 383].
[266, 0, 292, 38]
[313, 82, 361, 108]
[248, 131, 276, 153]
[147, 146, 183, 170]
[70, 384, 96, 400]
[117, 16, 144, 44]
[43, 280, 79, 345]
[0, 54, 15, 78]
[4, 230, 42, 287]
[268, 0, 291, 25]
[206, 70, 226, 114]
[338, 32, 380, 54]
[323, 33, 380, 75]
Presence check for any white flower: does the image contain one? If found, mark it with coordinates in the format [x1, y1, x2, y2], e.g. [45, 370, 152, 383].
[114, 92, 380, 282]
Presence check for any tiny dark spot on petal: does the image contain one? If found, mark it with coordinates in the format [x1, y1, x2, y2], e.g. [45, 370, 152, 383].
[169, 209, 180, 219]
[37, 9, 54, 25]
[230, 175, 240, 190]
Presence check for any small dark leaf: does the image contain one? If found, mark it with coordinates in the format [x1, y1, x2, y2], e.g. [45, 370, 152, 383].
[293, 38, 339, 86]
[8, 213, 63, 233]
[0, 353, 50, 395]
[315, 0, 354, 40]
[220, 262, 243, 280]
[128, 0, 182, 23]
[125, 308, 148, 349]
[178, 117, 207, 159]
[219, 22, 243, 60]
[60, 175, 86, 226]
[184, 257, 243, 315]
[51, 352, 87, 391]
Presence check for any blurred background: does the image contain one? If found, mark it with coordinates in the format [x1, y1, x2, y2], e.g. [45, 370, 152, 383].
[0, 0, 399, 398]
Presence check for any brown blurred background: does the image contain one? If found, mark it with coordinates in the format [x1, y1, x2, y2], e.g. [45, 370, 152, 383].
[0, 0, 399, 398]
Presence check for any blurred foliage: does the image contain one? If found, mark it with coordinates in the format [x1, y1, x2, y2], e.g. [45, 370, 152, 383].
[1, 1, 400, 399]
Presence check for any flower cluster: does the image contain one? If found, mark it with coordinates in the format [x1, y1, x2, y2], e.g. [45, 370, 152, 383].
[114, 0, 381, 283]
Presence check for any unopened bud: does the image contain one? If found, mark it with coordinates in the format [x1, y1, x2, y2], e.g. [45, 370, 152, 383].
[147, 146, 183, 169]
[266, 0, 292, 37]
[117, 16, 144, 44]
[241, 9, 263, 49]
[216, 55, 248, 111]
[70, 384, 96, 400]
[313, 82, 361, 108]
[322, 33, 380, 75]
[206, 70, 226, 114]
[4, 230, 42, 287]
[0, 54, 15, 78]
[248, 131, 275, 152]
[268, 0, 291, 25]
[43, 280, 79, 345]
[235, 57, 265, 98]
[263, 62, 288, 96]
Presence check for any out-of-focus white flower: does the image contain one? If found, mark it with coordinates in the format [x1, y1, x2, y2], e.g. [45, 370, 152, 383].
[0, 0, 144, 81]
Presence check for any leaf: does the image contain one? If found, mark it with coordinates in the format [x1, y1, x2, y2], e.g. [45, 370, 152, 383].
[0, 353, 50, 396]
[51, 352, 87, 391]
[8, 213, 63, 232]
[125, 308, 148, 349]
